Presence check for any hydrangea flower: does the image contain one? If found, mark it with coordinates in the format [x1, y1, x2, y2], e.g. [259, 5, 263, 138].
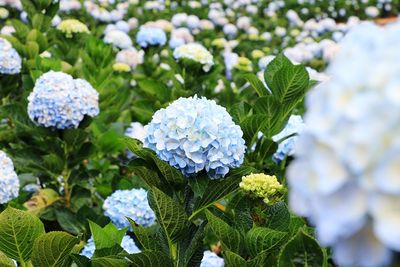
[272, 115, 306, 162]
[288, 22, 400, 267]
[240, 173, 283, 204]
[104, 30, 132, 49]
[115, 47, 144, 70]
[173, 43, 214, 72]
[136, 27, 167, 48]
[81, 235, 140, 258]
[0, 37, 21, 74]
[144, 96, 246, 179]
[103, 188, 156, 229]
[57, 19, 89, 38]
[0, 150, 19, 204]
[200, 251, 224, 267]
[27, 71, 99, 129]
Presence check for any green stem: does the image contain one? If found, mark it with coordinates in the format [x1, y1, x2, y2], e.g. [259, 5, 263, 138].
[170, 242, 177, 264]
[62, 142, 72, 208]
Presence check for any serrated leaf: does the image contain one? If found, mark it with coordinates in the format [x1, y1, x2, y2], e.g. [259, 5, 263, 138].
[191, 166, 256, 220]
[278, 229, 325, 267]
[126, 251, 173, 267]
[128, 218, 162, 251]
[91, 256, 130, 267]
[243, 73, 269, 96]
[229, 102, 252, 125]
[0, 207, 45, 262]
[31, 231, 79, 267]
[70, 254, 90, 267]
[223, 250, 247, 267]
[178, 223, 205, 267]
[206, 211, 241, 253]
[148, 187, 188, 242]
[264, 201, 290, 231]
[245, 227, 288, 257]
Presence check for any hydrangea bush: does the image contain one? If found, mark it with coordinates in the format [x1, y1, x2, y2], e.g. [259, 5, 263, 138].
[0, 0, 398, 266]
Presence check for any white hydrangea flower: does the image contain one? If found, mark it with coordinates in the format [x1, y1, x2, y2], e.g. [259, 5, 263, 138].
[104, 30, 132, 49]
[288, 21, 400, 267]
[173, 43, 214, 72]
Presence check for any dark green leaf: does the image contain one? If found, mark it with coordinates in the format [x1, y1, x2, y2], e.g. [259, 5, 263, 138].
[206, 211, 241, 253]
[245, 227, 288, 257]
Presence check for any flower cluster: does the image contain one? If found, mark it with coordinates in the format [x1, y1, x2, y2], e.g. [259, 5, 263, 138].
[240, 173, 283, 204]
[144, 96, 246, 179]
[288, 21, 400, 267]
[104, 30, 132, 49]
[136, 27, 167, 48]
[0, 37, 21, 74]
[80, 235, 140, 258]
[103, 188, 156, 229]
[115, 47, 144, 70]
[57, 19, 89, 38]
[27, 71, 99, 129]
[272, 115, 306, 162]
[173, 43, 214, 72]
[0, 150, 19, 204]
[200, 251, 224, 267]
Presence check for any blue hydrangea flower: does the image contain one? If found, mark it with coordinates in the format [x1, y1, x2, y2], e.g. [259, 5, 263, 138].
[136, 27, 167, 48]
[200, 251, 224, 267]
[0, 37, 21, 74]
[80, 235, 141, 258]
[27, 71, 99, 129]
[144, 96, 246, 179]
[0, 150, 19, 204]
[103, 188, 156, 229]
[272, 115, 305, 162]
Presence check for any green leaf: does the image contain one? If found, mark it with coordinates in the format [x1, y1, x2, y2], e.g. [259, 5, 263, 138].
[89, 221, 126, 250]
[0, 251, 15, 267]
[128, 218, 162, 251]
[138, 79, 170, 102]
[240, 114, 268, 145]
[223, 250, 247, 267]
[148, 187, 188, 242]
[206, 211, 241, 253]
[245, 227, 288, 257]
[126, 251, 174, 267]
[178, 223, 205, 267]
[264, 201, 291, 231]
[31, 231, 79, 267]
[278, 229, 325, 267]
[55, 209, 85, 235]
[191, 166, 256, 220]
[229, 102, 252, 125]
[91, 256, 130, 267]
[0, 207, 45, 262]
[63, 129, 89, 148]
[243, 73, 269, 97]
[70, 254, 90, 267]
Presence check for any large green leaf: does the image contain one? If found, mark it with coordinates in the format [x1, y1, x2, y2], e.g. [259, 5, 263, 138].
[148, 187, 188, 242]
[264, 201, 291, 231]
[245, 227, 288, 257]
[126, 251, 173, 267]
[128, 218, 162, 251]
[0, 207, 45, 262]
[229, 102, 253, 125]
[206, 211, 242, 253]
[278, 229, 325, 267]
[178, 223, 205, 267]
[191, 166, 256, 220]
[223, 250, 247, 267]
[91, 256, 130, 267]
[31, 231, 79, 267]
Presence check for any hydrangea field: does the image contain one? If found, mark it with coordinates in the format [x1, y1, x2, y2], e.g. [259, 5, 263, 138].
[0, 0, 399, 266]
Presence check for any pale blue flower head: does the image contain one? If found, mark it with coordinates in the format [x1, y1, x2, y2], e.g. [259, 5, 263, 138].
[0, 37, 21, 74]
[144, 96, 246, 179]
[136, 27, 167, 48]
[27, 71, 99, 129]
[272, 115, 306, 162]
[0, 150, 19, 204]
[80, 235, 140, 258]
[200, 251, 224, 267]
[103, 188, 156, 229]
